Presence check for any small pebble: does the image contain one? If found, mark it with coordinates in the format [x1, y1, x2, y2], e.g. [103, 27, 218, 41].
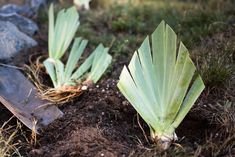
[29, 149, 44, 156]
[122, 101, 129, 106]
[81, 85, 88, 90]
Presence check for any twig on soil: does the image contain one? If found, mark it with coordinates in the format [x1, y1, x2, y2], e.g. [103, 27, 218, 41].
[31, 118, 37, 146]
[172, 142, 184, 149]
[33, 102, 54, 112]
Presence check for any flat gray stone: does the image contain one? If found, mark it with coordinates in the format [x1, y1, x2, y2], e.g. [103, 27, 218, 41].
[0, 21, 37, 61]
[0, 4, 35, 17]
[0, 13, 38, 36]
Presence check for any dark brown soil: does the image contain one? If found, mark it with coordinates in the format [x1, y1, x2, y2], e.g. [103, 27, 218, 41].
[22, 59, 212, 157]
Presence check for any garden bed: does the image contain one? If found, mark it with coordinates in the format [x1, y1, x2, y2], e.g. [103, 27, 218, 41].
[28, 77, 210, 157]
[0, 0, 235, 156]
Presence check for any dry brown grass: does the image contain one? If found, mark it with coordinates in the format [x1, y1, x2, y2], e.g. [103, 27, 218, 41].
[192, 101, 235, 157]
[0, 117, 21, 157]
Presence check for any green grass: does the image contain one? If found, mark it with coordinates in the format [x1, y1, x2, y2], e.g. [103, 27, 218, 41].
[39, 0, 234, 65]
[75, 0, 234, 54]
[201, 55, 233, 88]
[73, 0, 235, 89]
[192, 30, 235, 88]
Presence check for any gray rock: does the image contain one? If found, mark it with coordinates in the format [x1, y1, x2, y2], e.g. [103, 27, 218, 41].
[0, 13, 38, 36]
[30, 0, 46, 10]
[0, 4, 35, 17]
[0, 0, 46, 17]
[0, 21, 37, 61]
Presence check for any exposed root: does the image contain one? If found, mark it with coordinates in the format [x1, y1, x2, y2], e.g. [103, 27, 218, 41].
[24, 54, 91, 104]
[39, 87, 84, 104]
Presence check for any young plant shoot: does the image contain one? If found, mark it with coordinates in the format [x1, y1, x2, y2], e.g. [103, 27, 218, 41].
[48, 4, 80, 59]
[44, 5, 112, 89]
[117, 21, 205, 150]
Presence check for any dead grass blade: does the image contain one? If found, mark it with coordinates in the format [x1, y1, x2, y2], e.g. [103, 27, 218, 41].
[0, 117, 22, 157]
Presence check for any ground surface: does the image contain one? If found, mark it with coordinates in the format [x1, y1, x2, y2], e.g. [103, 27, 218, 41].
[0, 0, 235, 156]
[27, 78, 211, 157]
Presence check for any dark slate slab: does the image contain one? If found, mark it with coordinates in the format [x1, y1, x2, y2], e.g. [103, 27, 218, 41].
[0, 66, 63, 133]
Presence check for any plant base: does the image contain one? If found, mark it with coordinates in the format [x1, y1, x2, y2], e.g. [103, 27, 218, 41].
[152, 132, 178, 150]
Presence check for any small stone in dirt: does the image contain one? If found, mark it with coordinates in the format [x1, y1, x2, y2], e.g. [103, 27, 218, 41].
[82, 85, 88, 90]
[0, 21, 37, 61]
[0, 13, 38, 36]
[122, 101, 129, 106]
[29, 149, 44, 156]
